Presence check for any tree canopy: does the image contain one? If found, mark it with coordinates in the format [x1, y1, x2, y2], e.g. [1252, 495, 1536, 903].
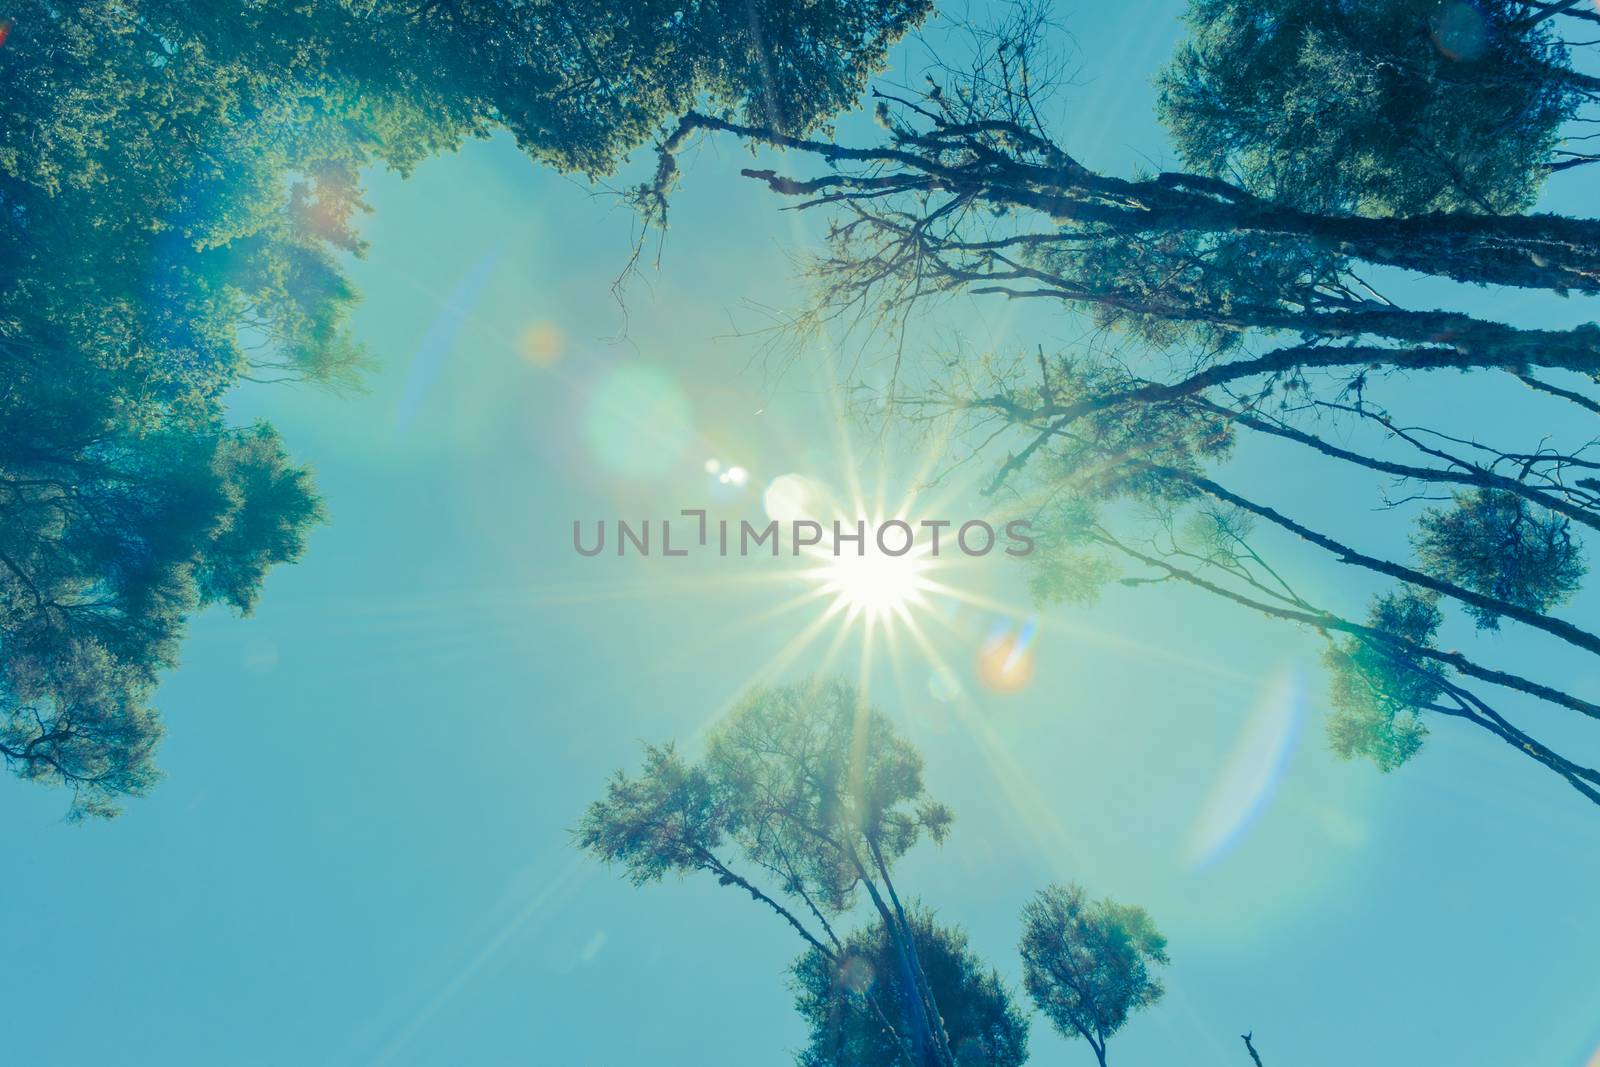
[578, 679, 958, 1064]
[643, 2, 1600, 811]
[1158, 0, 1596, 215]
[578, 676, 1179, 1067]
[0, 0, 930, 815]
[793, 910, 1030, 1067]
[1018, 884, 1169, 1067]
[0, 418, 321, 817]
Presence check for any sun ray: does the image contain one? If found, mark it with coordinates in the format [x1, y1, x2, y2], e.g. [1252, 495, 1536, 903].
[916, 575, 1259, 685]
[813, 606, 859, 679]
[897, 612, 1080, 869]
[960, 708, 1084, 877]
[858, 611, 878, 696]
[686, 596, 856, 743]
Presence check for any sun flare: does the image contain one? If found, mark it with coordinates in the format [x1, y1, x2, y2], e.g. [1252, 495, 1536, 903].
[809, 536, 935, 624]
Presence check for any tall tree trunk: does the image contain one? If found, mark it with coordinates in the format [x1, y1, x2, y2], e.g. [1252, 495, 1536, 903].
[674, 112, 1600, 293]
[846, 850, 953, 1067]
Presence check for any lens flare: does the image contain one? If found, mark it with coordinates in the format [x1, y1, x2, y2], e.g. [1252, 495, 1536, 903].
[518, 321, 565, 368]
[751, 470, 1038, 702]
[763, 473, 821, 522]
[581, 363, 693, 479]
[976, 619, 1037, 693]
[1184, 672, 1303, 869]
[1429, 2, 1488, 61]
[396, 249, 502, 433]
[838, 955, 875, 994]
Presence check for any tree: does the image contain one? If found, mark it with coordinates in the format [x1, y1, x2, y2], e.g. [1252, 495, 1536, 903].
[793, 910, 1030, 1067]
[578, 676, 1196, 1067]
[1158, 0, 1596, 216]
[578, 678, 959, 1066]
[151, 0, 934, 176]
[0, 420, 321, 818]
[4, 0, 932, 434]
[1018, 884, 1169, 1067]
[1, 0, 931, 813]
[635, 6, 1600, 811]
[1412, 488, 1586, 629]
[1323, 591, 1443, 772]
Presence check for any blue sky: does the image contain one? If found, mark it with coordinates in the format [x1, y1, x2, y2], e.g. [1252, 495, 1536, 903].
[4, 4, 1599, 1065]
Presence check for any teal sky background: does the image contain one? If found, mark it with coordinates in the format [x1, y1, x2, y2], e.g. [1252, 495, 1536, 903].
[5, 5, 1600, 1065]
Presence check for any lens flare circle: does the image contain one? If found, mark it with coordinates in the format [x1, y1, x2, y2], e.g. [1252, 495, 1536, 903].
[976, 619, 1037, 693]
[764, 473, 822, 523]
[581, 363, 693, 479]
[518, 321, 565, 367]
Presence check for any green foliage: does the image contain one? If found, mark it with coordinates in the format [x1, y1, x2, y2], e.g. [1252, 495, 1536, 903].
[2, 3, 392, 413]
[0, 640, 165, 821]
[2, 0, 928, 814]
[574, 742, 728, 884]
[579, 678, 973, 1065]
[581, 685, 1186, 1066]
[706, 678, 954, 913]
[578, 678, 951, 914]
[1159, 0, 1579, 214]
[0, 421, 320, 816]
[1324, 590, 1443, 771]
[1018, 883, 1169, 1064]
[4, 0, 930, 419]
[793, 911, 1030, 1067]
[1026, 496, 1120, 607]
[1413, 488, 1585, 630]
[1034, 227, 1342, 351]
[1026, 358, 1236, 497]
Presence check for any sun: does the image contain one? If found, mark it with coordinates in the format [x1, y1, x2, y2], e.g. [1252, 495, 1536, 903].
[766, 474, 942, 629]
[810, 535, 935, 624]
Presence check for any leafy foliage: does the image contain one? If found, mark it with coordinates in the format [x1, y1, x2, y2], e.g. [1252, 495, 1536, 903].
[0, 421, 319, 816]
[1025, 496, 1120, 608]
[1413, 488, 1586, 630]
[1159, 0, 1580, 214]
[1324, 590, 1444, 771]
[1018, 883, 1169, 1066]
[1, 0, 929, 814]
[580, 680, 1174, 1067]
[793, 912, 1030, 1067]
[671, 2, 1600, 808]
[4, 0, 932, 416]
[577, 678, 952, 914]
[572, 742, 727, 884]
[0, 640, 164, 821]
[579, 678, 964, 1063]
[707, 677, 954, 912]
